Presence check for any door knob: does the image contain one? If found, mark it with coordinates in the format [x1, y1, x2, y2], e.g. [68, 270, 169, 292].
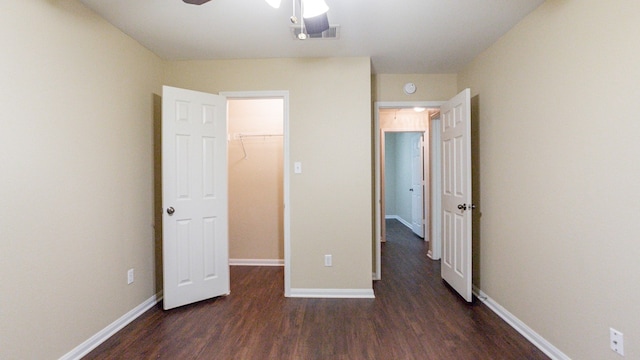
[457, 204, 467, 210]
[167, 207, 175, 215]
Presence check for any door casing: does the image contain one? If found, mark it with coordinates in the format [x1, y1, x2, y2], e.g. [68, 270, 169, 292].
[410, 132, 426, 237]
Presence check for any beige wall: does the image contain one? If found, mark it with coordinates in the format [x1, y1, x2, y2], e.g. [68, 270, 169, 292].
[1, 4, 372, 356]
[228, 99, 284, 261]
[458, 1, 640, 359]
[373, 73, 458, 102]
[164, 58, 373, 290]
[0, 1, 163, 359]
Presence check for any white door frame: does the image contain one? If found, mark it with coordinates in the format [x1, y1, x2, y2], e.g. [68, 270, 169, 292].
[428, 111, 442, 261]
[374, 101, 444, 280]
[221, 91, 291, 296]
[410, 132, 426, 237]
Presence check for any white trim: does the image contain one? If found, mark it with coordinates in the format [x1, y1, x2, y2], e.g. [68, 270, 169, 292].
[429, 116, 442, 260]
[229, 258, 284, 266]
[473, 287, 570, 360]
[59, 292, 162, 360]
[374, 104, 381, 280]
[386, 215, 412, 229]
[289, 288, 375, 298]
[220, 91, 291, 298]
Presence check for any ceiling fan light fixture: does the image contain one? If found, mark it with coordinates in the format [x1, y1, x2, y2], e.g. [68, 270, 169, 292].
[265, 0, 282, 9]
[302, 0, 329, 19]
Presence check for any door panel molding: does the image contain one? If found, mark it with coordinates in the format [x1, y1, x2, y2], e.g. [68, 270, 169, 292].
[440, 88, 472, 302]
[162, 86, 229, 310]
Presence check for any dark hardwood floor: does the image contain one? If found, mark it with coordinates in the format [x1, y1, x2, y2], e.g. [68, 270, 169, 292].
[84, 220, 548, 359]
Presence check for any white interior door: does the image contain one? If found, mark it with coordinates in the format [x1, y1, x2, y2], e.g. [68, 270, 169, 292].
[410, 134, 425, 237]
[162, 85, 229, 310]
[441, 88, 472, 302]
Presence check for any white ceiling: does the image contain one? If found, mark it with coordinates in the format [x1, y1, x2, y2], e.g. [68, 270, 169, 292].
[79, 0, 544, 74]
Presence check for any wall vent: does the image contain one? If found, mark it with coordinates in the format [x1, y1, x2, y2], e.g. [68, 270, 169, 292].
[291, 25, 340, 40]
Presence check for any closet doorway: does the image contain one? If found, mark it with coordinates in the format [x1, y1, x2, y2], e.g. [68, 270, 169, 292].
[224, 92, 290, 295]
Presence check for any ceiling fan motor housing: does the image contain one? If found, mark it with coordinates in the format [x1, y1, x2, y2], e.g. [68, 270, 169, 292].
[183, 0, 212, 5]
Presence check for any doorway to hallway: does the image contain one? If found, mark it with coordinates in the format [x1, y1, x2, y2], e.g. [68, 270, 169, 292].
[374, 103, 443, 280]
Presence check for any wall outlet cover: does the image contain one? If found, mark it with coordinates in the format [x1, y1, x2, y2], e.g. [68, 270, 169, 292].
[610, 328, 624, 356]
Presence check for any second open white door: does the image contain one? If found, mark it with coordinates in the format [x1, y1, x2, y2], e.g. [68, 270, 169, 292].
[441, 88, 472, 302]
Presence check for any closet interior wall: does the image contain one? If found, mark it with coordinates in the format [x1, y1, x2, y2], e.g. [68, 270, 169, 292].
[228, 99, 284, 263]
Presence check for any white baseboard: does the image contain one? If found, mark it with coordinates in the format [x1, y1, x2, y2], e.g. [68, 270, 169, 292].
[59, 292, 162, 360]
[426, 250, 440, 260]
[229, 258, 284, 266]
[289, 288, 375, 298]
[473, 286, 570, 360]
[386, 215, 413, 229]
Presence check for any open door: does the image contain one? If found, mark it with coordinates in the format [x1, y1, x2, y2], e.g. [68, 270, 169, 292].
[162, 86, 230, 310]
[441, 88, 473, 302]
[410, 134, 425, 237]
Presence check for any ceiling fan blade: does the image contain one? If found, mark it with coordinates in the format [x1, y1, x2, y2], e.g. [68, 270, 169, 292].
[183, 0, 212, 5]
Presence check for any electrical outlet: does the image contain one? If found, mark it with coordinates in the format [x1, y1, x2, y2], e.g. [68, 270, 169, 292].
[324, 254, 332, 267]
[127, 269, 134, 285]
[610, 328, 624, 356]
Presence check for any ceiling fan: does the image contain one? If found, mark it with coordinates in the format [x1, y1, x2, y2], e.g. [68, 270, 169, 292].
[181, 0, 330, 37]
[182, 0, 211, 4]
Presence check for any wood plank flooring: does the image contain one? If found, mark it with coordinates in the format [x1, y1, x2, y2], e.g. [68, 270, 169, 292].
[84, 220, 549, 359]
